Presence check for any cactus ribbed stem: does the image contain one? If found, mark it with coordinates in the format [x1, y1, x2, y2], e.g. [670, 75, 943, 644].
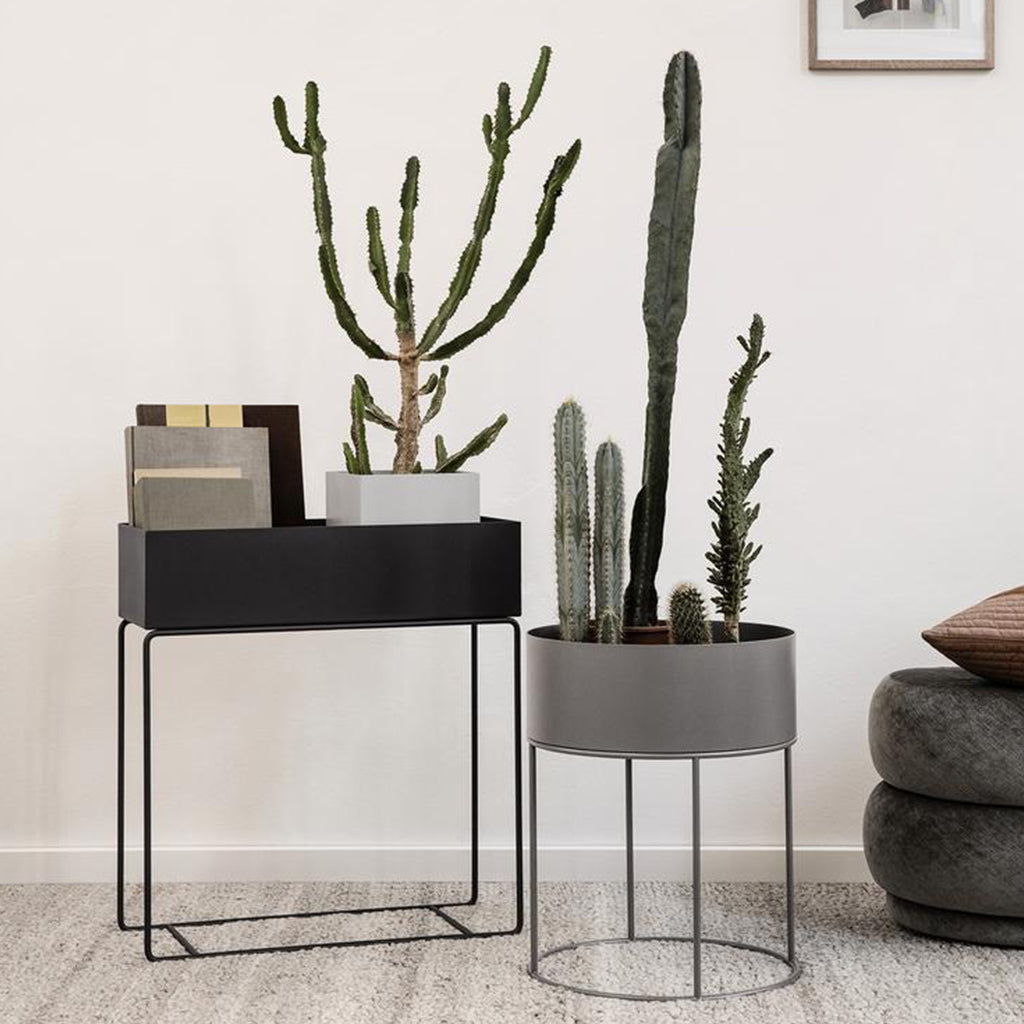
[624, 52, 702, 627]
[554, 401, 591, 642]
[593, 441, 624, 644]
[395, 337, 421, 473]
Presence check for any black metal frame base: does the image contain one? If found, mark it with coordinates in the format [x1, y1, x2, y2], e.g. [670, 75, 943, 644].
[117, 617, 522, 961]
[528, 743, 800, 1001]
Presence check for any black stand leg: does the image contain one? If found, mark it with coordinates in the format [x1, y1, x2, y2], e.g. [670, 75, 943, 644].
[469, 623, 479, 905]
[116, 620, 128, 932]
[142, 631, 155, 961]
[511, 617, 524, 935]
[118, 616, 523, 961]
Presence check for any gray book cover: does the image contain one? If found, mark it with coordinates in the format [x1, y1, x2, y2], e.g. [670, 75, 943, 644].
[125, 426, 271, 526]
[133, 477, 260, 531]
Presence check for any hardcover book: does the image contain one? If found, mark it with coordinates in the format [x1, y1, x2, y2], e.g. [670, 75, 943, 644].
[124, 426, 272, 527]
[136, 405, 305, 526]
[133, 477, 259, 531]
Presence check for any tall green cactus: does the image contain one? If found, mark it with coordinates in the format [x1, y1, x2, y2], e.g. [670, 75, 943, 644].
[593, 441, 624, 644]
[274, 48, 580, 474]
[706, 315, 773, 642]
[624, 52, 702, 627]
[668, 583, 712, 645]
[554, 401, 591, 642]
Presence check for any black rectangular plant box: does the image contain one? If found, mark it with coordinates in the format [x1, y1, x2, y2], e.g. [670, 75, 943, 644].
[119, 518, 521, 629]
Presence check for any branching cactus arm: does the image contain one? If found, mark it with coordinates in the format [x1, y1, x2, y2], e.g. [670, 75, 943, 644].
[274, 85, 392, 362]
[428, 139, 581, 361]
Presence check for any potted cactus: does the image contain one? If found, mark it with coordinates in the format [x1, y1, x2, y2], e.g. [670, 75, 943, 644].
[527, 52, 795, 759]
[274, 47, 580, 525]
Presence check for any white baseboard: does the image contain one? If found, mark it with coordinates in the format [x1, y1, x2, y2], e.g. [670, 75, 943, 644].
[0, 845, 869, 884]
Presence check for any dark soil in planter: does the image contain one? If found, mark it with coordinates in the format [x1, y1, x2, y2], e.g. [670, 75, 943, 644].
[622, 622, 670, 645]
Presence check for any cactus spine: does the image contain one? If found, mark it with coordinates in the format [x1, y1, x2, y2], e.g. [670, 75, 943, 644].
[593, 441, 624, 643]
[274, 48, 580, 474]
[706, 315, 773, 642]
[624, 52, 702, 627]
[554, 401, 591, 642]
[668, 583, 712, 645]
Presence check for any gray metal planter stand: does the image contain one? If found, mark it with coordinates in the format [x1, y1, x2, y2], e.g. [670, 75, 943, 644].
[526, 623, 801, 1002]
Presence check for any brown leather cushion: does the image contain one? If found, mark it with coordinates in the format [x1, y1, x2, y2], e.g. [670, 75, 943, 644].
[923, 587, 1024, 686]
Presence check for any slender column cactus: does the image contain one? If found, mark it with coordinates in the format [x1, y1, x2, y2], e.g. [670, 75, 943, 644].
[274, 48, 580, 473]
[624, 52, 702, 627]
[668, 583, 712, 645]
[593, 441, 625, 643]
[554, 401, 591, 642]
[706, 315, 773, 642]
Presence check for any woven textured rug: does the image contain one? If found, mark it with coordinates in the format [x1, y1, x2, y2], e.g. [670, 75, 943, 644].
[2, 882, 1023, 1023]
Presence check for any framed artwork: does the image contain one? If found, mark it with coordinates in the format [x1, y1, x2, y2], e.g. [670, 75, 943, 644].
[809, 0, 994, 69]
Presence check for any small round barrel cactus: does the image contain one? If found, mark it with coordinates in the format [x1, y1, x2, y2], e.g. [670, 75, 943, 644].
[668, 582, 712, 645]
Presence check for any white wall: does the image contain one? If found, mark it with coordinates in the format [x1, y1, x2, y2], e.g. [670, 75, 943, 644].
[1, 0, 1021, 882]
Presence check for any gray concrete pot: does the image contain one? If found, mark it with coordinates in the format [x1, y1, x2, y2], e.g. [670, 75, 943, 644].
[527, 623, 796, 756]
[325, 471, 479, 526]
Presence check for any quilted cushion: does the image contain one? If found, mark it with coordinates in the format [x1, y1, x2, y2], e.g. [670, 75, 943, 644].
[923, 586, 1024, 686]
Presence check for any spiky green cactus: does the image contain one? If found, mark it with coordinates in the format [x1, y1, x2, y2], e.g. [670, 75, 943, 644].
[274, 48, 580, 474]
[624, 52, 702, 627]
[342, 378, 372, 474]
[554, 401, 591, 642]
[593, 441, 624, 644]
[706, 315, 773, 642]
[668, 583, 712, 645]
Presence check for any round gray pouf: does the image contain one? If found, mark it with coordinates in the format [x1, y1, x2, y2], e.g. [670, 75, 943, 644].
[864, 783, 1024, 918]
[865, 667, 1024, 947]
[869, 668, 1024, 805]
[888, 894, 1024, 949]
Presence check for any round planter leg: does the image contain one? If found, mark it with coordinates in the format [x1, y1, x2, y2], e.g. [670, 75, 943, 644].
[785, 746, 796, 964]
[692, 758, 702, 999]
[625, 759, 636, 940]
[526, 742, 801, 1001]
[529, 744, 539, 974]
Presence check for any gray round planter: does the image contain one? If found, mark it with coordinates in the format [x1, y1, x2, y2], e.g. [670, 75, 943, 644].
[527, 623, 796, 756]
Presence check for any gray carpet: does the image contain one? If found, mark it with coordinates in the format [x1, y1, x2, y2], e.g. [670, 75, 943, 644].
[2, 882, 1023, 1023]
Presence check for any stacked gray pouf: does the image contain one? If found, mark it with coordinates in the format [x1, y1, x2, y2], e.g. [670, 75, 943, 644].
[864, 667, 1024, 947]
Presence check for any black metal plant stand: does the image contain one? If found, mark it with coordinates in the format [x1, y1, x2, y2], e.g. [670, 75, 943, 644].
[117, 616, 523, 961]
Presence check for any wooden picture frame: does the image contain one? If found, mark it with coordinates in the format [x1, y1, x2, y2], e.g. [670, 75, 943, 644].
[809, 0, 994, 69]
